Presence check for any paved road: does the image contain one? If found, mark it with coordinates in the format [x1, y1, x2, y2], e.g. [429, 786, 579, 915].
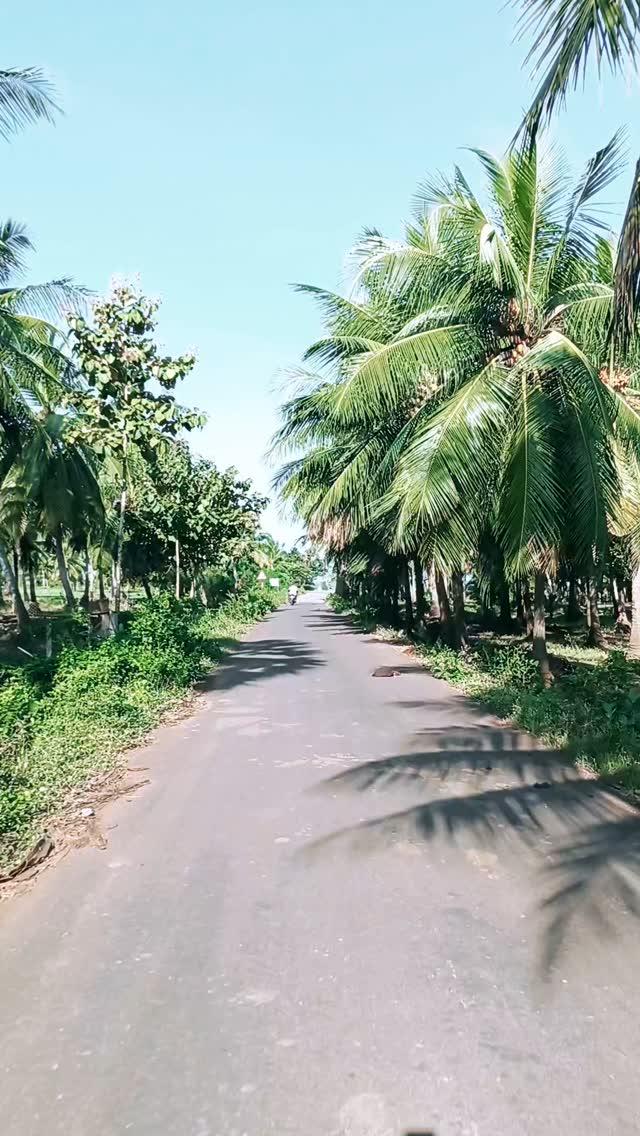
[1, 601, 640, 1136]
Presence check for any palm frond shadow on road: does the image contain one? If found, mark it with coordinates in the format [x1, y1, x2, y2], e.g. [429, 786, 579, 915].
[305, 726, 640, 971]
[201, 637, 325, 695]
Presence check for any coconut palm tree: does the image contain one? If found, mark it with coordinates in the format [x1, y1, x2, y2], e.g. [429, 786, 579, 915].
[0, 469, 30, 627]
[372, 137, 640, 677]
[252, 533, 283, 574]
[27, 415, 103, 607]
[0, 224, 87, 621]
[15, 414, 104, 609]
[273, 255, 476, 636]
[0, 65, 90, 624]
[0, 68, 76, 453]
[277, 133, 639, 679]
[515, 0, 640, 346]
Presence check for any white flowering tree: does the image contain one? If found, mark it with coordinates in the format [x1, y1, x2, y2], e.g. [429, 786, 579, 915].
[66, 283, 204, 613]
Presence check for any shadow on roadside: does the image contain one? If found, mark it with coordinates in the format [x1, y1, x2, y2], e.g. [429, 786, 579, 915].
[304, 724, 640, 972]
[201, 637, 325, 695]
[302, 610, 367, 636]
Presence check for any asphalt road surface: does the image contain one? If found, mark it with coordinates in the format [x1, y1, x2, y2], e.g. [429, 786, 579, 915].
[1, 600, 640, 1136]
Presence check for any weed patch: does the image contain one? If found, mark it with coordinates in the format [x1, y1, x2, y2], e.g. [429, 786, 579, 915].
[0, 587, 283, 871]
[327, 594, 640, 795]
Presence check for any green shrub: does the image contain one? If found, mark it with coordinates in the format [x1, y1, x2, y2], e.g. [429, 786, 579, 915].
[0, 673, 41, 741]
[417, 644, 476, 685]
[326, 593, 349, 613]
[326, 592, 388, 632]
[128, 593, 203, 654]
[0, 770, 40, 840]
[476, 642, 540, 687]
[0, 586, 283, 871]
[50, 641, 135, 700]
[330, 597, 640, 793]
[417, 641, 640, 791]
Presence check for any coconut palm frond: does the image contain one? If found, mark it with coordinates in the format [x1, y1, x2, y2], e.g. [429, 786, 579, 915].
[0, 280, 91, 320]
[515, 0, 640, 137]
[612, 160, 640, 351]
[0, 67, 60, 138]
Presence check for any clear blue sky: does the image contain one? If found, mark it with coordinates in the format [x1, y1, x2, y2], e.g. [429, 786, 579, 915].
[4, 1, 640, 542]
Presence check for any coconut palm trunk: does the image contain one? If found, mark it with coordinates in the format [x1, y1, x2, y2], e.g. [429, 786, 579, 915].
[629, 565, 640, 660]
[565, 570, 581, 622]
[0, 542, 29, 629]
[98, 562, 106, 602]
[53, 526, 76, 610]
[428, 563, 441, 620]
[335, 559, 348, 598]
[450, 570, 468, 651]
[523, 580, 534, 638]
[113, 483, 128, 614]
[401, 557, 414, 633]
[20, 551, 28, 600]
[435, 570, 452, 641]
[414, 556, 426, 624]
[515, 580, 525, 629]
[28, 561, 38, 605]
[609, 575, 618, 621]
[613, 576, 631, 630]
[533, 571, 552, 686]
[390, 565, 400, 626]
[80, 541, 91, 608]
[586, 577, 605, 648]
[499, 581, 512, 630]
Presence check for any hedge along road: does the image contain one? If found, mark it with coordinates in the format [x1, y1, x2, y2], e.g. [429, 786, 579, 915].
[1, 599, 639, 1136]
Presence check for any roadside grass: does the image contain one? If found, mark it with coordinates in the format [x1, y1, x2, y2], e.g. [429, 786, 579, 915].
[327, 594, 640, 796]
[0, 587, 284, 873]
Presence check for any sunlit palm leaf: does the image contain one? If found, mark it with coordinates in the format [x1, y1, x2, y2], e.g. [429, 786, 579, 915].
[19, 414, 104, 536]
[547, 281, 613, 355]
[565, 128, 628, 237]
[312, 433, 392, 530]
[0, 220, 32, 282]
[332, 323, 469, 422]
[270, 387, 338, 453]
[304, 334, 386, 372]
[613, 159, 640, 349]
[388, 361, 513, 541]
[516, 0, 640, 136]
[293, 284, 391, 342]
[610, 443, 640, 559]
[0, 280, 90, 320]
[498, 374, 562, 573]
[0, 68, 59, 139]
[556, 383, 617, 561]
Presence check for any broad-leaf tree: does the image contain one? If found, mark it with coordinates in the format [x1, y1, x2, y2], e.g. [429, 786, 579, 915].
[124, 440, 266, 598]
[65, 284, 203, 613]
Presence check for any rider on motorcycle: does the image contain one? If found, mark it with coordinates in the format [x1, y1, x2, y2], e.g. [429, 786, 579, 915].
[288, 584, 299, 605]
